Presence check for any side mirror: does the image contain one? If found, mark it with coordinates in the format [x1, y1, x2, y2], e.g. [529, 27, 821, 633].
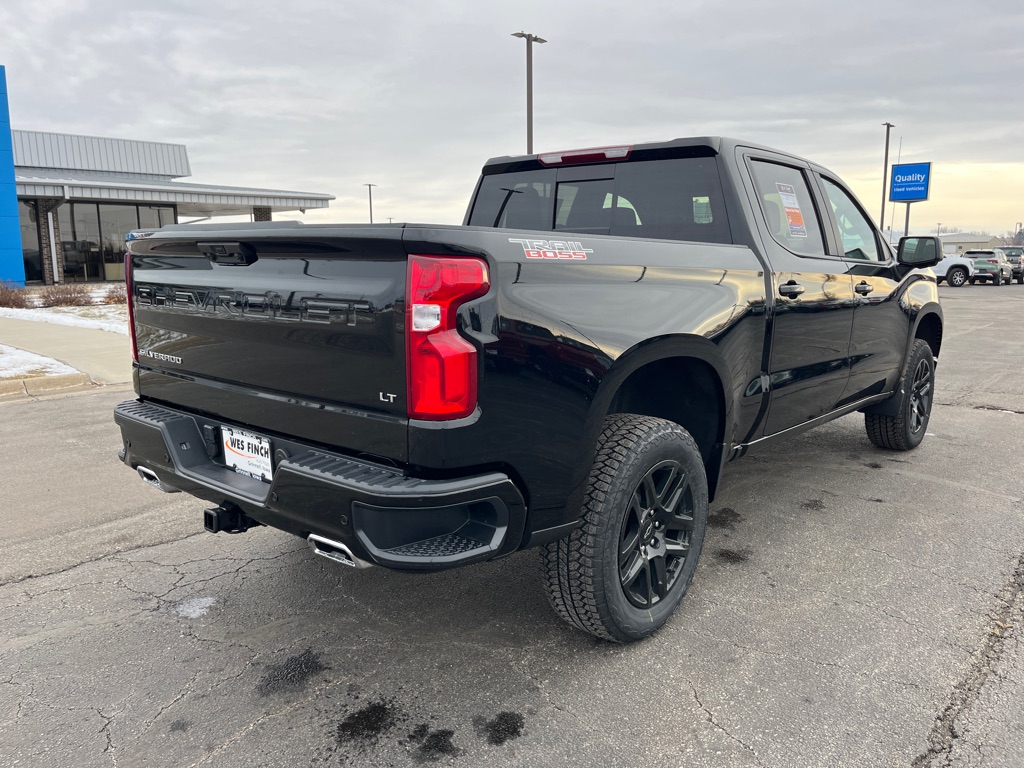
[897, 236, 942, 268]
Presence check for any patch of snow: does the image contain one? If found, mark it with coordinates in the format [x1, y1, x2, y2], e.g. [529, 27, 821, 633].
[0, 305, 128, 335]
[0, 344, 78, 378]
[174, 597, 217, 619]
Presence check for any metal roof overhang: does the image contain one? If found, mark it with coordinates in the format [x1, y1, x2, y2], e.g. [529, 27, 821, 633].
[14, 173, 334, 216]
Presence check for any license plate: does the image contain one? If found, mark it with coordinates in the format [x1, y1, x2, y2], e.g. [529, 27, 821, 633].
[221, 426, 273, 483]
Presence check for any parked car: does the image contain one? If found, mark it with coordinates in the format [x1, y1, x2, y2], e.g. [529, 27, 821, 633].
[995, 246, 1024, 284]
[932, 254, 975, 287]
[965, 249, 1013, 285]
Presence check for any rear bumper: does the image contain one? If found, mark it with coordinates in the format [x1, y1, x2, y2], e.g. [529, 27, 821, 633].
[114, 399, 527, 571]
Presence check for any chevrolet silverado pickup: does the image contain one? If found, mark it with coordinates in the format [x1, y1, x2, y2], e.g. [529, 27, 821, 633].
[114, 137, 944, 642]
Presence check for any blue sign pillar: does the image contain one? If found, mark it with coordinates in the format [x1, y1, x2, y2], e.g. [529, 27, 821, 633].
[0, 65, 25, 287]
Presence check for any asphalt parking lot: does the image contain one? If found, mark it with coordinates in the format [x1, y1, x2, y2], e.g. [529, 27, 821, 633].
[2, 282, 1022, 767]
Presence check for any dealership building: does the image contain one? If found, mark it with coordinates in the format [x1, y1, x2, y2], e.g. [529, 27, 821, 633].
[0, 65, 333, 287]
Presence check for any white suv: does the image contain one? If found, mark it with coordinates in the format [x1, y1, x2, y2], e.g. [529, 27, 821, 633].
[932, 254, 976, 287]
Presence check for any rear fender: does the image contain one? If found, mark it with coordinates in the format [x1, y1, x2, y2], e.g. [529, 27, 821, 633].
[565, 335, 732, 509]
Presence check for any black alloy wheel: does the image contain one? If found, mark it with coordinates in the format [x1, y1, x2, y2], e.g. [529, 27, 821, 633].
[540, 414, 708, 642]
[865, 339, 935, 451]
[618, 459, 695, 609]
[907, 355, 933, 437]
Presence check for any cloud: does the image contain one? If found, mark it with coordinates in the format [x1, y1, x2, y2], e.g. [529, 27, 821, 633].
[2, 0, 1021, 232]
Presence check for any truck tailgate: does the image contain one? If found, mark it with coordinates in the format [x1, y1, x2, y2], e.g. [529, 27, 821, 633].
[128, 226, 409, 460]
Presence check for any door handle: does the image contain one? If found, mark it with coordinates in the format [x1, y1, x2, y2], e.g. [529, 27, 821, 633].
[854, 281, 874, 295]
[778, 281, 805, 297]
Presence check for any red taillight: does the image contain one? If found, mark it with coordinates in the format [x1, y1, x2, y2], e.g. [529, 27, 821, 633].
[125, 251, 138, 362]
[537, 145, 632, 166]
[406, 255, 489, 420]
[987, 259, 999, 264]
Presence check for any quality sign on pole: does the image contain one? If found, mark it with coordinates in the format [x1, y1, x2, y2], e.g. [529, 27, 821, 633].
[889, 162, 931, 202]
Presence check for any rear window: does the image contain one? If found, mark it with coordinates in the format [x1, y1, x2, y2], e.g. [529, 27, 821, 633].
[467, 157, 732, 244]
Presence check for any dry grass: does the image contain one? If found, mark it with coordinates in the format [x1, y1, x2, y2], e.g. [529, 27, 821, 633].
[38, 283, 95, 307]
[103, 284, 127, 305]
[0, 281, 31, 308]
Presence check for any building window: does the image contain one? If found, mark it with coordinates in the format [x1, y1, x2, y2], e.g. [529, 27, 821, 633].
[18, 200, 43, 282]
[98, 204, 141, 281]
[58, 203, 102, 282]
[138, 206, 175, 229]
[55, 202, 177, 282]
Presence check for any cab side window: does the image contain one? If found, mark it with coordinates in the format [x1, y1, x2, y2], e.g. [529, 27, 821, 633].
[749, 160, 826, 257]
[821, 177, 882, 262]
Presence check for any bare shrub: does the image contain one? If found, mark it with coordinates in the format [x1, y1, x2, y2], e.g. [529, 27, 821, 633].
[0, 281, 30, 308]
[38, 283, 95, 307]
[103, 283, 127, 305]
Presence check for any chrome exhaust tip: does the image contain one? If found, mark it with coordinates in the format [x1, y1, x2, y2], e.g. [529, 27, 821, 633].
[137, 466, 180, 493]
[307, 534, 373, 569]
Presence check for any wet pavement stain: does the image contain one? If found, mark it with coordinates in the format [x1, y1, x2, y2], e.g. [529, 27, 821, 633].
[255, 648, 327, 697]
[168, 719, 190, 733]
[336, 699, 402, 746]
[801, 499, 826, 511]
[716, 548, 749, 564]
[476, 711, 525, 746]
[412, 728, 459, 762]
[408, 723, 431, 742]
[708, 507, 743, 530]
[866, 462, 883, 469]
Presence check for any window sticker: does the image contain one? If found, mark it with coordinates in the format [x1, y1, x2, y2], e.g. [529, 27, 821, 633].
[692, 196, 713, 224]
[775, 182, 808, 238]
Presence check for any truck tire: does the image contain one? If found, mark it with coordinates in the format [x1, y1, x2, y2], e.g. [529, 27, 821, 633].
[864, 340, 935, 451]
[1017, 274, 1024, 285]
[540, 414, 708, 642]
[946, 267, 967, 287]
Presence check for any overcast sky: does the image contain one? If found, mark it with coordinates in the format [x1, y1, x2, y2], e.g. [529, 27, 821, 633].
[2, 0, 1022, 235]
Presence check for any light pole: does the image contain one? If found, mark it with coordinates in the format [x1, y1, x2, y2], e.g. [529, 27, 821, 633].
[880, 121, 894, 232]
[363, 183, 377, 224]
[511, 31, 547, 154]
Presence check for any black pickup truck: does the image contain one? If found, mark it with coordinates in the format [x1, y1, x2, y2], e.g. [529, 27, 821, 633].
[114, 137, 943, 642]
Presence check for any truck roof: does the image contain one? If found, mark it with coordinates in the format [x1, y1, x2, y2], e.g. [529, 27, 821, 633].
[481, 136, 813, 174]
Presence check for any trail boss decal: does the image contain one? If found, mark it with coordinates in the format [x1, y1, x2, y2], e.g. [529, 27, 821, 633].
[508, 238, 593, 260]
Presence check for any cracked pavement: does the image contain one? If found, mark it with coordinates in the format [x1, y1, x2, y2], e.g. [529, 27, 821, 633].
[1, 283, 1023, 766]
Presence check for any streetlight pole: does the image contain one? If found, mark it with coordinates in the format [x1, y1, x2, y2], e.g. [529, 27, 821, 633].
[880, 121, 894, 232]
[512, 31, 547, 154]
[363, 183, 377, 224]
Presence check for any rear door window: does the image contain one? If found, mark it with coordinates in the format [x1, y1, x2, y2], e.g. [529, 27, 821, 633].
[749, 160, 826, 256]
